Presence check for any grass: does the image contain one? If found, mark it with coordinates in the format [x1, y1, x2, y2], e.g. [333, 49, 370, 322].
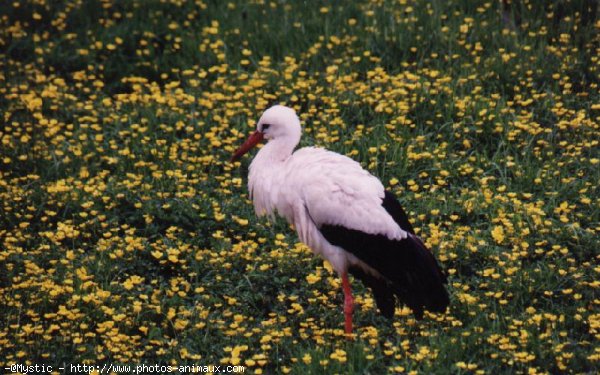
[1, 0, 599, 373]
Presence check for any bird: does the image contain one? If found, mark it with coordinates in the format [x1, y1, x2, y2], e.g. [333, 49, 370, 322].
[231, 105, 449, 335]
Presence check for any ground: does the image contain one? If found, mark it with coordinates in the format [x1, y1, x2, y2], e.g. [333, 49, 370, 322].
[1, 0, 599, 374]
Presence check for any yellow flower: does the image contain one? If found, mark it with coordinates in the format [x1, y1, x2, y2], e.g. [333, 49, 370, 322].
[330, 349, 347, 363]
[306, 273, 321, 284]
[491, 225, 505, 244]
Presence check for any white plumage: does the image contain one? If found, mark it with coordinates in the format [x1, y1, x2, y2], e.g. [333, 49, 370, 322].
[251, 146, 407, 273]
[232, 105, 449, 335]
[244, 106, 405, 274]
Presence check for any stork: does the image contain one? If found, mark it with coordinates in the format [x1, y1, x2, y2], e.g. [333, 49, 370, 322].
[231, 105, 449, 335]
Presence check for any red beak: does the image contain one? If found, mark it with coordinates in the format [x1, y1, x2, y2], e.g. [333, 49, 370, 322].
[231, 131, 264, 162]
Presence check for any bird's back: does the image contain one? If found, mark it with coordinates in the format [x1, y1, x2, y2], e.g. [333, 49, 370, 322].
[282, 147, 406, 241]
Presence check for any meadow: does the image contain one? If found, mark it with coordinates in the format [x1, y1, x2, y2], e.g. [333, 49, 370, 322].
[1, 0, 599, 373]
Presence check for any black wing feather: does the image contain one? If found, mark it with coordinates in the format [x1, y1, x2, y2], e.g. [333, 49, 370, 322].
[382, 190, 415, 235]
[320, 190, 449, 319]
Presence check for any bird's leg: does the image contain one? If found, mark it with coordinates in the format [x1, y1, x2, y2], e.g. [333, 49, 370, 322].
[341, 272, 354, 336]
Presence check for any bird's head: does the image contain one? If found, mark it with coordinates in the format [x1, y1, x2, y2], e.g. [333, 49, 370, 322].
[231, 105, 301, 162]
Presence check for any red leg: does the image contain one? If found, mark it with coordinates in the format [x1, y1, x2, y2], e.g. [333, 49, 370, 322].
[341, 272, 354, 336]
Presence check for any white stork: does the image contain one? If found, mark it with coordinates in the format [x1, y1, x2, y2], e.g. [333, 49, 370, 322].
[231, 105, 449, 335]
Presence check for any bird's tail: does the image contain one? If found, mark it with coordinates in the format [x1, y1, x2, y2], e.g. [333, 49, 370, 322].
[390, 233, 449, 319]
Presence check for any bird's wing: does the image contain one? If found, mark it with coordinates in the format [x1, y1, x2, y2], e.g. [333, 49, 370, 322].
[320, 222, 449, 319]
[285, 147, 449, 318]
[320, 189, 449, 319]
[284, 147, 407, 240]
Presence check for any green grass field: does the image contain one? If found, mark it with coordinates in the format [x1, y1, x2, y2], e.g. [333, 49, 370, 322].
[1, 0, 599, 373]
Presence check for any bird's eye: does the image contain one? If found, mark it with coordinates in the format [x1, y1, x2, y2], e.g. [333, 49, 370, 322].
[262, 124, 271, 131]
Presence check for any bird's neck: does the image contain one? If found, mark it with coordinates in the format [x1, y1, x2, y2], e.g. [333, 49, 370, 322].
[248, 136, 299, 220]
[256, 137, 298, 163]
